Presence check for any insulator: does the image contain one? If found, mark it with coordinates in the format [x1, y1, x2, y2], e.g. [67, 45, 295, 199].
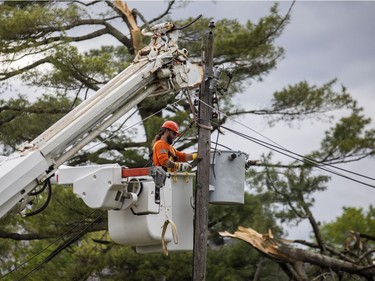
[194, 99, 199, 106]
[212, 112, 218, 119]
[212, 96, 218, 104]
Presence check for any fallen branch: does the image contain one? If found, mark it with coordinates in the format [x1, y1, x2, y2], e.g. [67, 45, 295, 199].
[219, 226, 375, 280]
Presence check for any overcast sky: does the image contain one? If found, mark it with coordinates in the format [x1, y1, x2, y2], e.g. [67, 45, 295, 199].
[129, 1, 375, 239]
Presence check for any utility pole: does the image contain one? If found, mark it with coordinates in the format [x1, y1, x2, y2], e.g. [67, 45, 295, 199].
[193, 21, 215, 281]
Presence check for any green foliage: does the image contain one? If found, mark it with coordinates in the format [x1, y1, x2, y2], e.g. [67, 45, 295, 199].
[270, 79, 356, 125]
[177, 4, 287, 95]
[0, 185, 107, 280]
[31, 45, 133, 90]
[0, 93, 72, 151]
[315, 108, 375, 162]
[0, 2, 81, 52]
[246, 153, 331, 226]
[320, 206, 375, 246]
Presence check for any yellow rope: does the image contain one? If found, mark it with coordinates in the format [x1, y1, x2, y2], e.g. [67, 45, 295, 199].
[161, 219, 178, 256]
[184, 171, 190, 183]
[172, 172, 178, 183]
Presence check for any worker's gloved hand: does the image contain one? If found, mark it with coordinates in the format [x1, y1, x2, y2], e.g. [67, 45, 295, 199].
[175, 162, 192, 171]
[191, 152, 198, 160]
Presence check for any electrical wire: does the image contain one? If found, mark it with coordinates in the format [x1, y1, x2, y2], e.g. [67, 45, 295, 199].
[16, 210, 104, 281]
[216, 116, 375, 182]
[219, 119, 375, 183]
[219, 125, 375, 189]
[211, 87, 223, 180]
[196, 97, 375, 189]
[23, 179, 52, 218]
[210, 141, 233, 151]
[0, 209, 104, 280]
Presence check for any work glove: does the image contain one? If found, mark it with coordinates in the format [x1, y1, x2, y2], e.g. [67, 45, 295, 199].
[175, 162, 192, 171]
[191, 152, 198, 160]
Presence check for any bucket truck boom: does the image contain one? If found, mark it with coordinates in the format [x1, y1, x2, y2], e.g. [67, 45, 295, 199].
[0, 22, 203, 219]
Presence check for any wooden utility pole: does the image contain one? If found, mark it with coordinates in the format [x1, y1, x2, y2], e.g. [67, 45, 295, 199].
[192, 21, 215, 281]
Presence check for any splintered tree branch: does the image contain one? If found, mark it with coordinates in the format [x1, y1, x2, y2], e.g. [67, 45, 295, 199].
[219, 226, 375, 280]
[110, 0, 142, 54]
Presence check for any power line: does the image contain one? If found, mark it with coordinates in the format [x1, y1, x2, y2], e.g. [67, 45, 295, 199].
[219, 117, 375, 182]
[16, 210, 104, 281]
[196, 97, 375, 189]
[0, 209, 104, 280]
[220, 124, 375, 189]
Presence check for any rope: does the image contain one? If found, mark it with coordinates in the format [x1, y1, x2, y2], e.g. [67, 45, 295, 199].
[161, 219, 178, 256]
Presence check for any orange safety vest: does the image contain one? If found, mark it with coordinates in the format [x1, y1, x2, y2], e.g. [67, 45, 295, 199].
[153, 140, 186, 172]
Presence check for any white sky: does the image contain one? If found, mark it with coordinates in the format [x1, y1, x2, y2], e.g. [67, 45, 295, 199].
[127, 1, 375, 239]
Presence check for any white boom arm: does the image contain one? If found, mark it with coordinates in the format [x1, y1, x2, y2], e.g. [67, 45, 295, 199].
[0, 22, 203, 219]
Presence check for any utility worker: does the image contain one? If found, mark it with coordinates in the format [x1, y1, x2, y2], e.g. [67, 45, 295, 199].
[152, 120, 197, 172]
